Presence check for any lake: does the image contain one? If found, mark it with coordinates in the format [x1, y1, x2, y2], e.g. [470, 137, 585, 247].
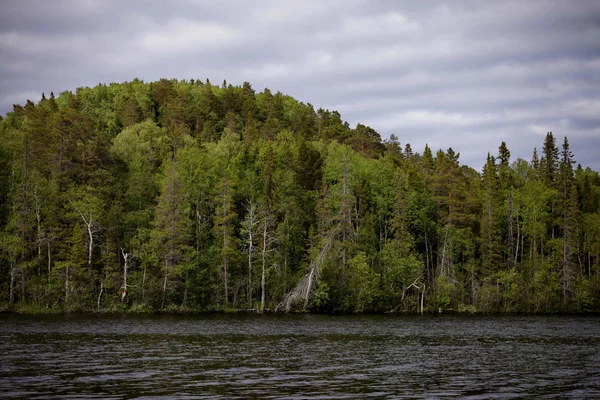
[1, 314, 599, 398]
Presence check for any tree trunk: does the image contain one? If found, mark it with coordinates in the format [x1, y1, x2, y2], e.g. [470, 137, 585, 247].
[72, 202, 96, 278]
[97, 281, 103, 311]
[563, 212, 569, 300]
[46, 241, 52, 307]
[248, 237, 253, 308]
[222, 190, 229, 308]
[283, 255, 287, 297]
[440, 227, 450, 278]
[521, 229, 524, 263]
[87, 222, 93, 275]
[162, 260, 168, 309]
[9, 262, 15, 304]
[507, 191, 514, 267]
[65, 264, 69, 304]
[514, 214, 520, 266]
[120, 248, 132, 302]
[47, 241, 51, 274]
[182, 271, 188, 308]
[35, 195, 42, 275]
[420, 285, 425, 315]
[304, 267, 315, 310]
[142, 264, 147, 303]
[223, 252, 229, 308]
[261, 220, 267, 313]
[277, 226, 337, 313]
[245, 202, 256, 309]
[21, 272, 25, 303]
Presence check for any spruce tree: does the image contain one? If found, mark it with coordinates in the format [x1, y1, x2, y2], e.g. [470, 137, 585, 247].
[481, 153, 502, 274]
[558, 136, 578, 300]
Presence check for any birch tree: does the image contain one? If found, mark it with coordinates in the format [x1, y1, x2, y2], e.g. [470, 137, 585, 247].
[241, 200, 258, 309]
[120, 248, 134, 302]
[68, 187, 103, 277]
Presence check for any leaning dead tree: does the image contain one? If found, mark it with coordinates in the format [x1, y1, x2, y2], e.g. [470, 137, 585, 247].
[276, 227, 338, 312]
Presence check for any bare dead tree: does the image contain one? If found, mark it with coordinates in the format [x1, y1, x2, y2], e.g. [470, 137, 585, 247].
[120, 248, 135, 302]
[97, 281, 103, 311]
[400, 277, 426, 315]
[259, 211, 276, 313]
[241, 200, 258, 309]
[69, 199, 100, 275]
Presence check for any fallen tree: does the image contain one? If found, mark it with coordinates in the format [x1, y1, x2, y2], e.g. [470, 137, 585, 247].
[276, 226, 338, 312]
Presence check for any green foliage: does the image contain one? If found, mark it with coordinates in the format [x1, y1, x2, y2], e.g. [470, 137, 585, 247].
[310, 282, 330, 311]
[0, 79, 598, 313]
[346, 252, 380, 312]
[431, 275, 454, 311]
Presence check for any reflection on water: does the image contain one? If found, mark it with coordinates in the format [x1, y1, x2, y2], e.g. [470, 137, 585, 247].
[1, 314, 599, 398]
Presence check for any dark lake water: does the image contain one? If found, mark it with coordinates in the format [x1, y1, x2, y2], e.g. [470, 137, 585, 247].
[1, 314, 599, 399]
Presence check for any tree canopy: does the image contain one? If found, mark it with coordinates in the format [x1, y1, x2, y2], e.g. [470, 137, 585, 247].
[1, 79, 599, 313]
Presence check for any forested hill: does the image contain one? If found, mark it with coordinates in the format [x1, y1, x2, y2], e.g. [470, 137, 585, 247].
[1, 78, 599, 313]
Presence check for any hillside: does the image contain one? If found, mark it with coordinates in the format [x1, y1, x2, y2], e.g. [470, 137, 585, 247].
[0, 78, 599, 313]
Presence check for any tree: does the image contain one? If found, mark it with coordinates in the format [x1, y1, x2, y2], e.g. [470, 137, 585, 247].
[213, 172, 238, 308]
[1, 78, 600, 313]
[119, 248, 135, 302]
[540, 132, 559, 187]
[481, 153, 502, 275]
[152, 160, 191, 308]
[241, 200, 258, 308]
[347, 252, 380, 311]
[558, 137, 578, 300]
[68, 187, 103, 277]
[258, 205, 276, 313]
[347, 123, 384, 158]
[497, 141, 512, 189]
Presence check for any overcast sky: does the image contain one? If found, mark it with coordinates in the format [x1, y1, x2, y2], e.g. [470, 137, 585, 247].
[1, 0, 599, 170]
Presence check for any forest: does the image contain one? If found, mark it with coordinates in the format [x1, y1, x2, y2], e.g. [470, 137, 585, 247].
[0, 78, 599, 314]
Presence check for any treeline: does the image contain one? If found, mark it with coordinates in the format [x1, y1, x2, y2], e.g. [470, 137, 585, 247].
[0, 78, 599, 313]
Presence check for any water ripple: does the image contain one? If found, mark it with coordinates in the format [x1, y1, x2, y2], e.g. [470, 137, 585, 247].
[0, 314, 599, 398]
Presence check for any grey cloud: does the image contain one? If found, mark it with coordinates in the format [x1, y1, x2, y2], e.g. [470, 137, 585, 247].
[1, 0, 599, 171]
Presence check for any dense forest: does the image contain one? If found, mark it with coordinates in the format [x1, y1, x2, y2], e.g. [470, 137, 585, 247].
[0, 78, 599, 313]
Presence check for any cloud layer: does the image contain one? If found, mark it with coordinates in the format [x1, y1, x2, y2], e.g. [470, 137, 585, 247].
[1, 0, 599, 170]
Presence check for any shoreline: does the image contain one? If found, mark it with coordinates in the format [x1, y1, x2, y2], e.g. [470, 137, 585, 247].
[2, 306, 598, 316]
